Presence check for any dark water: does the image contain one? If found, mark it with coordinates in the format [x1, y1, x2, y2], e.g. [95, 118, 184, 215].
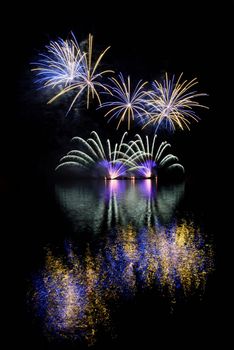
[9, 178, 220, 349]
[55, 180, 185, 234]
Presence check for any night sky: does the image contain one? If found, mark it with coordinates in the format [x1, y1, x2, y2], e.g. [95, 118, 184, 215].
[8, 1, 231, 181]
[4, 1, 232, 349]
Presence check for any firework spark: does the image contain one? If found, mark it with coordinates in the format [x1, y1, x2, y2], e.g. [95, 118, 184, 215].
[128, 134, 184, 178]
[56, 131, 135, 179]
[101, 73, 149, 130]
[56, 133, 184, 179]
[48, 34, 113, 112]
[142, 73, 208, 132]
[31, 32, 84, 89]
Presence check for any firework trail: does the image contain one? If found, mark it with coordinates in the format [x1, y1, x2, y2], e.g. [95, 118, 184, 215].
[128, 134, 184, 178]
[56, 133, 184, 179]
[48, 34, 113, 112]
[56, 131, 136, 179]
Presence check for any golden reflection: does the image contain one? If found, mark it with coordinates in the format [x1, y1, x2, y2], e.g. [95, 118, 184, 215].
[33, 221, 213, 344]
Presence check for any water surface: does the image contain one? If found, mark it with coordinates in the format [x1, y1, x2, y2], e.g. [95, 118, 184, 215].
[30, 180, 214, 347]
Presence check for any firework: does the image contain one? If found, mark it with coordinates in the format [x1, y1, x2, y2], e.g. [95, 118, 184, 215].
[56, 133, 184, 179]
[128, 134, 184, 178]
[142, 73, 208, 132]
[56, 131, 135, 179]
[101, 73, 149, 130]
[48, 34, 113, 112]
[31, 32, 84, 89]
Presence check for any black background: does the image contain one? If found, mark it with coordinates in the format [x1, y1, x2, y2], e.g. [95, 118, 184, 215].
[3, 1, 232, 348]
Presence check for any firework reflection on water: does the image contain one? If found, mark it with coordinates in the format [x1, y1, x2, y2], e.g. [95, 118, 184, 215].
[32, 220, 213, 345]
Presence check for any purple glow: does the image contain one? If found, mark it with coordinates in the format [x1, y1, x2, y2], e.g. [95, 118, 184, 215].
[140, 179, 152, 196]
[135, 160, 157, 178]
[137, 179, 158, 199]
[104, 179, 126, 193]
[98, 160, 127, 179]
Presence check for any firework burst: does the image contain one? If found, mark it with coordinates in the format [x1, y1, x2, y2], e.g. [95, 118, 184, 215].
[56, 131, 135, 179]
[101, 73, 149, 130]
[31, 32, 84, 89]
[142, 73, 208, 132]
[48, 34, 113, 112]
